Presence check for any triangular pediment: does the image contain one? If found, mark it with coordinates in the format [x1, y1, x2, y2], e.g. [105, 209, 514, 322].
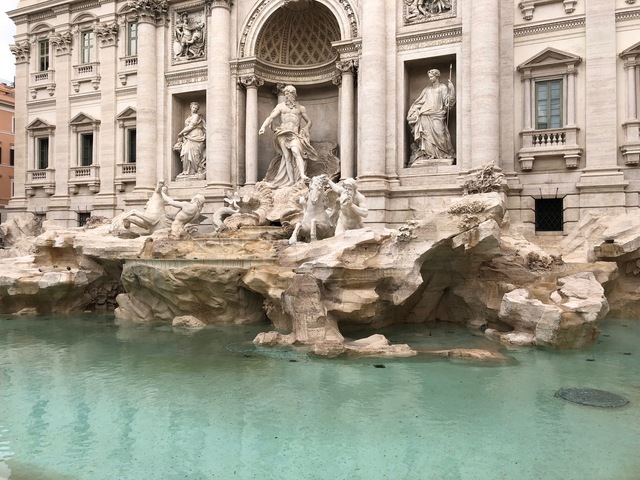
[116, 107, 137, 121]
[69, 112, 100, 126]
[518, 47, 581, 71]
[26, 118, 55, 131]
[621, 41, 640, 58]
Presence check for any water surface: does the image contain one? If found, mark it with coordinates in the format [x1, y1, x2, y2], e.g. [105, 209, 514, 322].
[0, 315, 638, 480]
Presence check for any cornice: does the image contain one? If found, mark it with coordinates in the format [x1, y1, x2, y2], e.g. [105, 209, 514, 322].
[616, 8, 640, 22]
[514, 16, 585, 37]
[396, 27, 462, 51]
[165, 67, 208, 87]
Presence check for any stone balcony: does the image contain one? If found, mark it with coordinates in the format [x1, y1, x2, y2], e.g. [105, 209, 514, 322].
[621, 120, 640, 166]
[26, 168, 55, 196]
[29, 70, 55, 98]
[518, 126, 582, 171]
[72, 63, 100, 92]
[115, 162, 136, 191]
[69, 165, 100, 194]
[118, 56, 138, 86]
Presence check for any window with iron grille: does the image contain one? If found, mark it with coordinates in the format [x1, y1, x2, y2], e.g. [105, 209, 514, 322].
[535, 198, 563, 232]
[78, 212, 91, 227]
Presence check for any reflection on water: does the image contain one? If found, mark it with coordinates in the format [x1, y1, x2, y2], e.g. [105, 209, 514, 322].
[0, 315, 639, 480]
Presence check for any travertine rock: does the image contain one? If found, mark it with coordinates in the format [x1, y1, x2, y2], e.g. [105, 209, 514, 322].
[172, 315, 207, 328]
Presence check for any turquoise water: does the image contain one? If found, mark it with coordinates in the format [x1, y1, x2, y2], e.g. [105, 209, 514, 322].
[0, 316, 639, 480]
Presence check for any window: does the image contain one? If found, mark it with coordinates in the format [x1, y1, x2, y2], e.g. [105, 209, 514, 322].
[0, 147, 2, 164]
[12, 116, 15, 133]
[80, 31, 93, 64]
[78, 212, 91, 227]
[38, 40, 50, 71]
[127, 22, 138, 56]
[80, 133, 94, 166]
[536, 80, 562, 130]
[37, 137, 49, 170]
[127, 128, 136, 163]
[535, 198, 563, 232]
[9, 147, 14, 166]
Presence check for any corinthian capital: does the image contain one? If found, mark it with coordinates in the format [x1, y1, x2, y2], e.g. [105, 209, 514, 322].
[126, 0, 168, 23]
[240, 75, 264, 89]
[49, 30, 73, 55]
[94, 22, 119, 47]
[336, 59, 358, 75]
[10, 41, 31, 63]
[205, 0, 234, 15]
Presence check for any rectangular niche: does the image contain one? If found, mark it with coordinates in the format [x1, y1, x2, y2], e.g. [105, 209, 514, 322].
[403, 54, 457, 169]
[171, 91, 206, 181]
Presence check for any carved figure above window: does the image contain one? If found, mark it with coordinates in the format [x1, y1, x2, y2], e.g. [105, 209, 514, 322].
[173, 11, 205, 61]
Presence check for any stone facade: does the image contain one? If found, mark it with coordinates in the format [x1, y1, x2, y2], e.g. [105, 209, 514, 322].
[7, 0, 640, 234]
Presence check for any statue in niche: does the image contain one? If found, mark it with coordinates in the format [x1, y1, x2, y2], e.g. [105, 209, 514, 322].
[407, 68, 455, 166]
[173, 102, 206, 179]
[161, 189, 206, 238]
[327, 178, 368, 234]
[259, 85, 322, 187]
[174, 11, 205, 60]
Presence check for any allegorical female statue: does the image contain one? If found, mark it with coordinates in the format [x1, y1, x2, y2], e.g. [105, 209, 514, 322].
[174, 102, 206, 179]
[407, 68, 455, 165]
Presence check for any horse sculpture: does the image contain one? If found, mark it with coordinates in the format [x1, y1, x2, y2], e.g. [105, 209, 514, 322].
[109, 181, 169, 235]
[289, 174, 336, 244]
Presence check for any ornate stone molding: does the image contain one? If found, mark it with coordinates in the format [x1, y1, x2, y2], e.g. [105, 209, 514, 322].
[165, 68, 208, 86]
[616, 8, 640, 22]
[239, 0, 358, 58]
[518, 0, 577, 21]
[94, 22, 119, 47]
[126, 0, 168, 24]
[10, 41, 31, 63]
[49, 31, 73, 56]
[514, 17, 584, 37]
[336, 59, 358, 75]
[240, 74, 264, 89]
[205, 0, 233, 14]
[331, 73, 341, 87]
[396, 27, 462, 52]
[403, 0, 456, 26]
[71, 1, 101, 12]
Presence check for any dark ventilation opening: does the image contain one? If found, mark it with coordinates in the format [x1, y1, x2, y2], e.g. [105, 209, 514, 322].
[535, 198, 563, 232]
[78, 212, 91, 227]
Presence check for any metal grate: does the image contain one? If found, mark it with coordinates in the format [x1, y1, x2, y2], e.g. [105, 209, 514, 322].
[535, 198, 563, 232]
[78, 212, 91, 227]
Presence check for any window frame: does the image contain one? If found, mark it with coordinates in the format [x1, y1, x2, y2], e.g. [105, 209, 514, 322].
[38, 39, 50, 72]
[127, 22, 138, 57]
[80, 30, 94, 65]
[37, 136, 50, 170]
[535, 78, 563, 130]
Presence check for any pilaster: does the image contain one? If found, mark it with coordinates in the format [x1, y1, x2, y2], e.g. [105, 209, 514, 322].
[206, 0, 234, 191]
[241, 74, 263, 186]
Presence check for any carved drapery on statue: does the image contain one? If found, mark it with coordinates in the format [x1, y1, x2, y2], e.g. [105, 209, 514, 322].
[174, 102, 206, 179]
[407, 68, 455, 166]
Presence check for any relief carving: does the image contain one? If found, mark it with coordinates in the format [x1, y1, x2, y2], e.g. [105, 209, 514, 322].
[404, 0, 454, 25]
[173, 11, 205, 61]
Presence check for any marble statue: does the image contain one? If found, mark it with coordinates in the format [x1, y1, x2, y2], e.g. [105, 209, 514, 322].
[289, 174, 336, 244]
[174, 102, 206, 179]
[115, 181, 169, 235]
[327, 178, 368, 234]
[260, 85, 320, 187]
[407, 68, 455, 165]
[174, 12, 205, 60]
[161, 189, 206, 238]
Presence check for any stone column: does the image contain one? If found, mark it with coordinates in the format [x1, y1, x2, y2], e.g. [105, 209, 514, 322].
[206, 0, 233, 190]
[577, 1, 626, 211]
[132, 0, 166, 194]
[336, 60, 357, 180]
[357, 0, 386, 183]
[522, 75, 532, 130]
[95, 22, 118, 206]
[50, 31, 71, 199]
[470, 0, 500, 168]
[241, 75, 263, 186]
[8, 41, 31, 207]
[626, 60, 638, 121]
